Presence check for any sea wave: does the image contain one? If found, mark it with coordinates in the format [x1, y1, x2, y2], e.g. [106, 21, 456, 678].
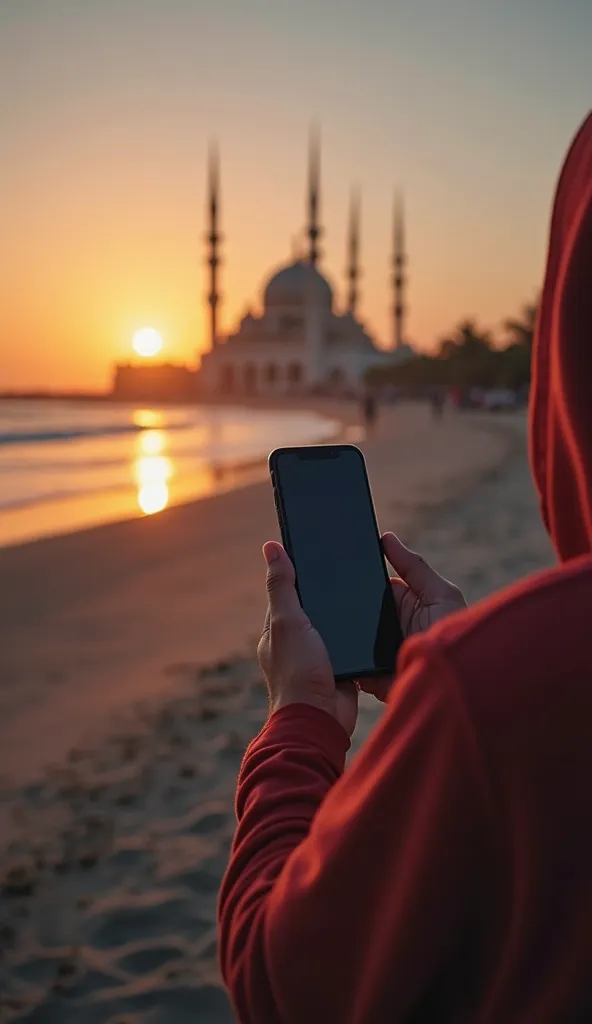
[0, 421, 191, 446]
[0, 455, 133, 474]
[0, 483, 130, 512]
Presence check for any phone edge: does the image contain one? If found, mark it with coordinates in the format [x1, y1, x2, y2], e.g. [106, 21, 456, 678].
[268, 445, 403, 682]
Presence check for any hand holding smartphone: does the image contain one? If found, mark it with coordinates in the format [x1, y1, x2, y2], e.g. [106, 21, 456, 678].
[269, 444, 403, 682]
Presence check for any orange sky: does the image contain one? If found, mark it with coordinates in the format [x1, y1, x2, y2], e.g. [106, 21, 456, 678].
[1, 0, 591, 391]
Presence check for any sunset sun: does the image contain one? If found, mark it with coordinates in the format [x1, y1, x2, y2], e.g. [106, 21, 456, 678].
[132, 327, 163, 358]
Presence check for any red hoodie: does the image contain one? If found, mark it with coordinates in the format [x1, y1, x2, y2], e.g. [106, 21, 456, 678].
[218, 112, 592, 1024]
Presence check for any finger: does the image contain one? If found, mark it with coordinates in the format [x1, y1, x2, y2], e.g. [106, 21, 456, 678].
[261, 606, 270, 637]
[262, 541, 302, 619]
[389, 576, 408, 614]
[257, 607, 270, 665]
[357, 676, 392, 703]
[390, 576, 420, 627]
[382, 532, 444, 599]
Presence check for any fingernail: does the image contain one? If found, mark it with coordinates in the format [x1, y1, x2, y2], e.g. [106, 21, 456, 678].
[263, 542, 280, 565]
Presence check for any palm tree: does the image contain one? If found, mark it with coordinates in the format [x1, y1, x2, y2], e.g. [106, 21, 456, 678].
[503, 302, 538, 349]
[437, 319, 496, 389]
[439, 319, 493, 353]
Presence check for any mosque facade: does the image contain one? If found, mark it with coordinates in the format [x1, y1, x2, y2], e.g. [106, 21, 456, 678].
[199, 134, 414, 396]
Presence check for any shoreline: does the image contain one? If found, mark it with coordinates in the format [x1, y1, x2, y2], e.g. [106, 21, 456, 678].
[0, 400, 358, 551]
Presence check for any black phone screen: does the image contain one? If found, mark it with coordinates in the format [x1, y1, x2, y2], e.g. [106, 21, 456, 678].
[271, 445, 403, 681]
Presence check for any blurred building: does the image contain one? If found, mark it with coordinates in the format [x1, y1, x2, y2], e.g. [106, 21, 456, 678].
[199, 133, 414, 396]
[112, 363, 197, 402]
[201, 260, 386, 395]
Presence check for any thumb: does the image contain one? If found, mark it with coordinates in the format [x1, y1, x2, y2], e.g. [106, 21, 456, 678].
[263, 542, 302, 618]
[382, 532, 444, 600]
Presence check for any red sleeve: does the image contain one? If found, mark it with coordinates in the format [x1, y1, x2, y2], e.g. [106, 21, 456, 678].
[218, 644, 494, 1024]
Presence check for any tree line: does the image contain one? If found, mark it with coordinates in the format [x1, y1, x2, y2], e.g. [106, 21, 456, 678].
[370, 302, 538, 392]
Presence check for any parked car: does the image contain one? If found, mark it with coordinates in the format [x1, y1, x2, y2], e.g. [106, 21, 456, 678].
[482, 388, 518, 412]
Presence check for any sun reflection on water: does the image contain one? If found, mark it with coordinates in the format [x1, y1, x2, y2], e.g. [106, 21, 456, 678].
[133, 408, 165, 430]
[135, 428, 172, 515]
[140, 429, 165, 456]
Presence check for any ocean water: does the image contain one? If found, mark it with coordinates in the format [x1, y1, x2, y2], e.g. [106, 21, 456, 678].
[0, 400, 340, 547]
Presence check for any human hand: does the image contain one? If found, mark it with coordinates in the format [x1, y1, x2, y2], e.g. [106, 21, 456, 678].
[257, 541, 358, 738]
[359, 532, 467, 703]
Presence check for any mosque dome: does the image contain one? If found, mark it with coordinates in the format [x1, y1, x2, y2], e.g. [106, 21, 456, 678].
[263, 260, 333, 309]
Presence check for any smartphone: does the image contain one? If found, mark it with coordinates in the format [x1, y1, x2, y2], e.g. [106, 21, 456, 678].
[269, 444, 403, 682]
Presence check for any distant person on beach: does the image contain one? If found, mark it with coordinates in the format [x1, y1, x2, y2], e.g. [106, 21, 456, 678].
[451, 385, 462, 409]
[219, 112, 592, 1023]
[361, 385, 377, 433]
[429, 385, 445, 419]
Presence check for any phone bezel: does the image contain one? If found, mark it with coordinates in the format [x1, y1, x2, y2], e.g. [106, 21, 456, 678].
[268, 443, 401, 682]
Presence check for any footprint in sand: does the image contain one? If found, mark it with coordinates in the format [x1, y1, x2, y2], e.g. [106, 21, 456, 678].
[115, 941, 186, 976]
[87, 889, 209, 951]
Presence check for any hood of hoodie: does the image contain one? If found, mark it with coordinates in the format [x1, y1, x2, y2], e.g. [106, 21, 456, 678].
[530, 112, 592, 562]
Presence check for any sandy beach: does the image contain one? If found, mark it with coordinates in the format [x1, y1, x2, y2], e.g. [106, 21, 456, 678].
[0, 401, 554, 1023]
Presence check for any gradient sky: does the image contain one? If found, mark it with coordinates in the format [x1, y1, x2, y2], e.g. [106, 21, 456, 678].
[1, 0, 590, 391]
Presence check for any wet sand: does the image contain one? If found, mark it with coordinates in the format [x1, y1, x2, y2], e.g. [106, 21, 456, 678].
[0, 402, 553, 1023]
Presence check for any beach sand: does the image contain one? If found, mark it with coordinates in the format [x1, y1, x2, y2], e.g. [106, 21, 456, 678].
[0, 402, 554, 1023]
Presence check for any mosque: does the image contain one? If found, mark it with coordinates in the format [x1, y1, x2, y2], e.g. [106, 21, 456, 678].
[198, 134, 414, 396]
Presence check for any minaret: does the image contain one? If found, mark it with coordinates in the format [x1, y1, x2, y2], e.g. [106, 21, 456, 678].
[307, 127, 322, 267]
[304, 128, 323, 386]
[206, 143, 222, 350]
[392, 190, 406, 350]
[346, 187, 361, 317]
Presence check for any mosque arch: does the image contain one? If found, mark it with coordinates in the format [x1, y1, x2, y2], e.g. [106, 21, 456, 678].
[287, 362, 303, 387]
[328, 367, 346, 387]
[264, 363, 279, 386]
[244, 362, 257, 393]
[221, 364, 235, 392]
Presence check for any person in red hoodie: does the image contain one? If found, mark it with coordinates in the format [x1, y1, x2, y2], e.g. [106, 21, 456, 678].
[218, 110, 592, 1024]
